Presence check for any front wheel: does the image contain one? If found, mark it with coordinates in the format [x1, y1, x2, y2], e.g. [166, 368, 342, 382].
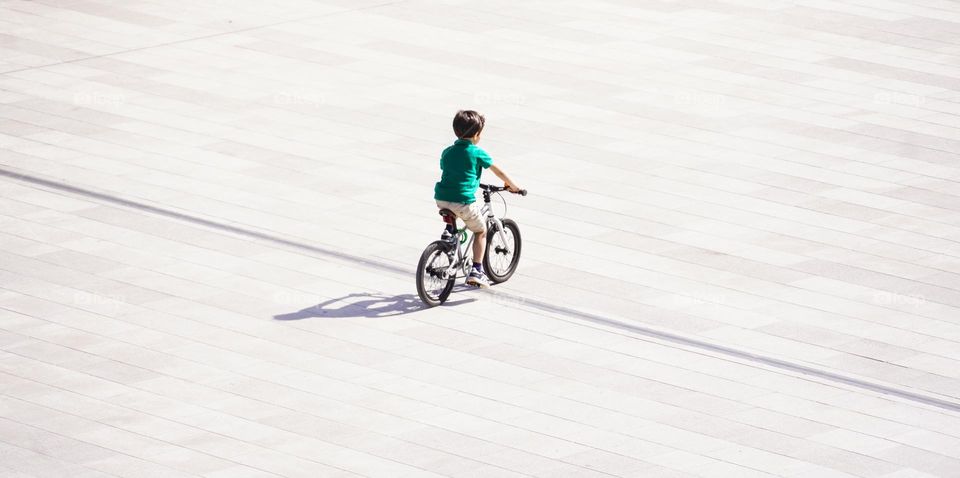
[416, 241, 456, 307]
[484, 218, 521, 284]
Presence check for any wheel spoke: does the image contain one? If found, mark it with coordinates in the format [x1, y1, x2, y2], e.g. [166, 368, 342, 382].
[422, 251, 450, 298]
[489, 228, 515, 276]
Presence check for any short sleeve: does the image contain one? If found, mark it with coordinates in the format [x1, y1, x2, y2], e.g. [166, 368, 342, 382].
[474, 148, 493, 169]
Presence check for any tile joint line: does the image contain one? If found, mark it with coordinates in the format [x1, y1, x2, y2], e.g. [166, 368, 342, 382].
[4, 166, 959, 414]
[0, 0, 405, 77]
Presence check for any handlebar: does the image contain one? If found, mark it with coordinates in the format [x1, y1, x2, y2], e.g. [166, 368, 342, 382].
[480, 183, 527, 196]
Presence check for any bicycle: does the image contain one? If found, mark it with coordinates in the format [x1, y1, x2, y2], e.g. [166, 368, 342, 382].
[416, 184, 527, 307]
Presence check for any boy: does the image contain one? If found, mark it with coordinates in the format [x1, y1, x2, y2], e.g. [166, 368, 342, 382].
[435, 110, 522, 288]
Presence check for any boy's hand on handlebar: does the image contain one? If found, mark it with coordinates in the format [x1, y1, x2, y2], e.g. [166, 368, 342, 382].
[505, 182, 522, 194]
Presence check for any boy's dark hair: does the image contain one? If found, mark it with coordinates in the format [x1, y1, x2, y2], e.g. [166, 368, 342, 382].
[453, 110, 485, 139]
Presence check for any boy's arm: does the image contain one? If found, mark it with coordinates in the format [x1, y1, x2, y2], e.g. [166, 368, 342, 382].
[489, 164, 522, 193]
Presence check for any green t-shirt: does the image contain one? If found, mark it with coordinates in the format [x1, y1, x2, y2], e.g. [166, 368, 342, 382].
[434, 138, 493, 204]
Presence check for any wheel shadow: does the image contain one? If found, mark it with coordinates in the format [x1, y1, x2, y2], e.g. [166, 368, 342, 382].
[272, 292, 476, 320]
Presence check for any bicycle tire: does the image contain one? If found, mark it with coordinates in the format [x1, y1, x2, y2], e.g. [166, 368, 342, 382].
[416, 241, 456, 306]
[484, 218, 521, 284]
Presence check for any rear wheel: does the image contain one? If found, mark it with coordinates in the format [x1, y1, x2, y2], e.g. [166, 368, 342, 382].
[484, 219, 521, 284]
[416, 241, 456, 306]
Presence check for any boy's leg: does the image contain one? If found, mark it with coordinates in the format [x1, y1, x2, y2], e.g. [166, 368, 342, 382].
[462, 204, 489, 287]
[444, 201, 488, 287]
[437, 200, 486, 256]
[437, 200, 488, 285]
[456, 202, 486, 266]
[473, 228, 486, 266]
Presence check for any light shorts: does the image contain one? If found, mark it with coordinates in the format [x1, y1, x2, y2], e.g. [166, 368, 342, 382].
[436, 200, 486, 234]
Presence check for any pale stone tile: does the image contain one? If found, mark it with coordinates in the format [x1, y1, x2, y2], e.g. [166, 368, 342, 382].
[4, 1, 960, 476]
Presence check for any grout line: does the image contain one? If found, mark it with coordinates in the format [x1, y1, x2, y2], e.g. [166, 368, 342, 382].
[4, 165, 960, 414]
[0, 0, 405, 77]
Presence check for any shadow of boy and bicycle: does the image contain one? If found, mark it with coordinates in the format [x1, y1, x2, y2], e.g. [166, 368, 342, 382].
[272, 291, 476, 320]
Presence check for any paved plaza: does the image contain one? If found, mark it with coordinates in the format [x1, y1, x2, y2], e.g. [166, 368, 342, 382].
[2, 0, 960, 476]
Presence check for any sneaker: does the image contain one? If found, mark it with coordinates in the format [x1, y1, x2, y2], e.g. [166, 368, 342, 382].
[466, 269, 490, 288]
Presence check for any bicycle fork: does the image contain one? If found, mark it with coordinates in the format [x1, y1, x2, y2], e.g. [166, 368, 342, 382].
[488, 217, 511, 253]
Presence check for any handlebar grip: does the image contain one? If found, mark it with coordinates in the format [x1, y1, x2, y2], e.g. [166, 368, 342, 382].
[519, 189, 527, 196]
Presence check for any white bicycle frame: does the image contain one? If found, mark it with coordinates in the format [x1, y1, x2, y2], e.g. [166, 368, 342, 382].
[440, 201, 510, 279]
